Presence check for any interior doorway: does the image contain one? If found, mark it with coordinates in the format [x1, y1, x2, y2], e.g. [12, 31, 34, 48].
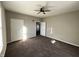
[36, 22, 40, 36]
[36, 22, 46, 36]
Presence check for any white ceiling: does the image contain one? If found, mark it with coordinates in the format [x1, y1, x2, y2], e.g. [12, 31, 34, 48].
[2, 1, 79, 18]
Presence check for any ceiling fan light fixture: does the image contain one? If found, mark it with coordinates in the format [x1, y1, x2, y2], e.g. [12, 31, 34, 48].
[34, 2, 51, 14]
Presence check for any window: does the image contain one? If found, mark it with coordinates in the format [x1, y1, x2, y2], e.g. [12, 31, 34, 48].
[0, 7, 3, 53]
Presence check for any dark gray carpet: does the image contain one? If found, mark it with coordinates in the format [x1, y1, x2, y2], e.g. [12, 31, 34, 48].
[5, 36, 79, 57]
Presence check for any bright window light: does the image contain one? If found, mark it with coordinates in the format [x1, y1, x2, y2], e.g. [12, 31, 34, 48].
[22, 26, 27, 41]
[0, 8, 3, 53]
[0, 29, 3, 53]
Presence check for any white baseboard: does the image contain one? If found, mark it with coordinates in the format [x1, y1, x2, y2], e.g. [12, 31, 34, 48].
[46, 36, 79, 47]
[7, 39, 21, 44]
[7, 35, 36, 44]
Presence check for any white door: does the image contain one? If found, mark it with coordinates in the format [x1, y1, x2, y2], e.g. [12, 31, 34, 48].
[40, 22, 46, 36]
[11, 19, 24, 42]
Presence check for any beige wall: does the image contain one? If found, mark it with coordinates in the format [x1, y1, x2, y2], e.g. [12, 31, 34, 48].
[0, 2, 7, 57]
[44, 11, 79, 47]
[5, 10, 38, 43]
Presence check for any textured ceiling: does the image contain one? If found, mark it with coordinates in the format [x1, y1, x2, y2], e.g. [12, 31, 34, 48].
[2, 1, 79, 18]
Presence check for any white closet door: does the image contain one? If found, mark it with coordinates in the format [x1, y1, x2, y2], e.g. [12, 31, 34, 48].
[40, 22, 46, 36]
[11, 19, 24, 42]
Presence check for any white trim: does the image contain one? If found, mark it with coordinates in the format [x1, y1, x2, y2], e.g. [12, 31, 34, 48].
[46, 35, 79, 47]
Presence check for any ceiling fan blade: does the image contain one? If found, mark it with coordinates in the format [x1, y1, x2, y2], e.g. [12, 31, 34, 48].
[43, 12, 46, 14]
[44, 10, 51, 12]
[44, 2, 55, 10]
[37, 12, 41, 14]
[44, 2, 48, 8]
[34, 10, 40, 11]
[37, 4, 42, 8]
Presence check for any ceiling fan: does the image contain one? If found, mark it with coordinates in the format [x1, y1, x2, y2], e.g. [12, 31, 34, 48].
[34, 2, 52, 14]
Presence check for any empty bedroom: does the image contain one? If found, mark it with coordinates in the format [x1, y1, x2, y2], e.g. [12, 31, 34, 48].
[0, 1, 79, 57]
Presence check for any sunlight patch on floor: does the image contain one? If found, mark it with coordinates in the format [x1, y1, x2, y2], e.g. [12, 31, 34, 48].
[51, 40, 56, 44]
